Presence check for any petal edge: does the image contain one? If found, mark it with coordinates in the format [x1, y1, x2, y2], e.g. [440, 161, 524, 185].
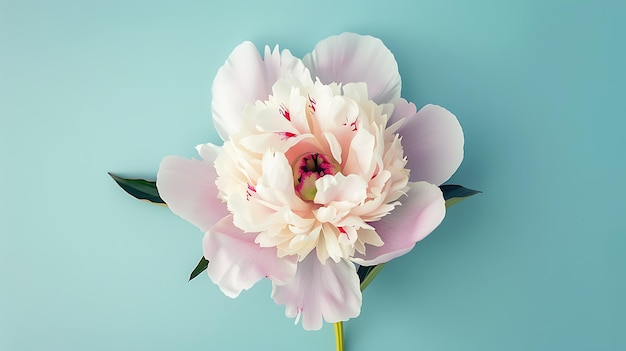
[399, 104, 464, 185]
[303, 33, 401, 104]
[352, 182, 446, 266]
[156, 150, 228, 233]
[203, 216, 298, 298]
[272, 255, 361, 330]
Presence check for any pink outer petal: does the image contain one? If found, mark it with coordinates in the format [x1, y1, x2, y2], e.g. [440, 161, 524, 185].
[203, 215, 298, 298]
[388, 98, 417, 127]
[399, 104, 464, 185]
[352, 182, 445, 266]
[156, 148, 228, 233]
[212, 42, 312, 140]
[271, 254, 361, 330]
[302, 33, 401, 104]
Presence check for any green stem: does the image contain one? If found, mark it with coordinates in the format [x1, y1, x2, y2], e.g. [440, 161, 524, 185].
[334, 321, 344, 351]
[332, 264, 386, 350]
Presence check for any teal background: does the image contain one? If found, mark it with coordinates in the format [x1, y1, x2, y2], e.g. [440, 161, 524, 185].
[2, 0, 624, 350]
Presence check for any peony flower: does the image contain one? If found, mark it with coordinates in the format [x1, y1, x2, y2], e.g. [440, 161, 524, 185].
[156, 33, 464, 330]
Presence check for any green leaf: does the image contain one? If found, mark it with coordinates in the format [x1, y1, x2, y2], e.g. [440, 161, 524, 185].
[440, 184, 481, 208]
[358, 264, 386, 292]
[108, 172, 165, 205]
[189, 257, 209, 281]
[357, 264, 375, 283]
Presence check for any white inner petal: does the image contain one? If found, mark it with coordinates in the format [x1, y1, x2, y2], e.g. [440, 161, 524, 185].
[213, 77, 410, 263]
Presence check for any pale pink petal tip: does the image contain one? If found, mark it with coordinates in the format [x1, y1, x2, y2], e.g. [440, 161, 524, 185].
[398, 104, 464, 185]
[352, 182, 446, 266]
[203, 216, 297, 298]
[156, 153, 228, 233]
[271, 255, 361, 330]
[303, 32, 401, 104]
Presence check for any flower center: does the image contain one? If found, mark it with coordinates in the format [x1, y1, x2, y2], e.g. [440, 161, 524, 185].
[293, 153, 339, 201]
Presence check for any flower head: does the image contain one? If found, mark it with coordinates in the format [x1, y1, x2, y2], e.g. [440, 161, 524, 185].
[157, 33, 464, 330]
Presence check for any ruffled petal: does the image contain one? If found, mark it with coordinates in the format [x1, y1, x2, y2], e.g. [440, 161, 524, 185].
[398, 104, 464, 185]
[203, 215, 298, 298]
[352, 181, 445, 266]
[271, 254, 361, 330]
[212, 42, 312, 139]
[156, 146, 228, 232]
[303, 33, 401, 104]
[313, 173, 367, 205]
[256, 151, 308, 211]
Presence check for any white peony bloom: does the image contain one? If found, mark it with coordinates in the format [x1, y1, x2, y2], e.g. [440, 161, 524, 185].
[156, 33, 464, 330]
